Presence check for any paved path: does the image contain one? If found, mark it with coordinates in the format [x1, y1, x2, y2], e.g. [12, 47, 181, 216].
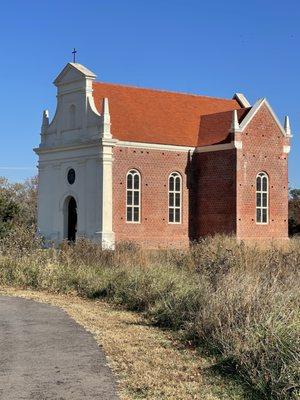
[0, 296, 119, 400]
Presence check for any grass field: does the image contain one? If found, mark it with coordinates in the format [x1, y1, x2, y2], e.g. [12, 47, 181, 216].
[0, 228, 299, 399]
[0, 287, 255, 400]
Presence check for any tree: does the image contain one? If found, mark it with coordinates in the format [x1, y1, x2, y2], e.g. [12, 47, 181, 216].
[289, 187, 300, 236]
[289, 188, 300, 200]
[0, 196, 20, 237]
[0, 176, 38, 238]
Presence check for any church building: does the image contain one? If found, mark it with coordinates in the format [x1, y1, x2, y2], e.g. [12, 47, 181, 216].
[34, 63, 292, 248]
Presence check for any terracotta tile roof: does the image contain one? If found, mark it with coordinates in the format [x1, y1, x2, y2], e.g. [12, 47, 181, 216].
[93, 82, 244, 147]
[197, 108, 251, 147]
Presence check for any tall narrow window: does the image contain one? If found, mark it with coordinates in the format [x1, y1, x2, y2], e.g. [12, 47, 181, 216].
[256, 172, 269, 224]
[126, 169, 140, 223]
[169, 172, 182, 223]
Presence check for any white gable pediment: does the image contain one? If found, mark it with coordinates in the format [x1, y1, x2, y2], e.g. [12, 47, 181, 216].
[54, 63, 97, 87]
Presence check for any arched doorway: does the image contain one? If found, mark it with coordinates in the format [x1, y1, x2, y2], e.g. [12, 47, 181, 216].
[67, 197, 77, 242]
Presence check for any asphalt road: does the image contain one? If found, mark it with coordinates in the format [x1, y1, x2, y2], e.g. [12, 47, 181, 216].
[0, 296, 119, 400]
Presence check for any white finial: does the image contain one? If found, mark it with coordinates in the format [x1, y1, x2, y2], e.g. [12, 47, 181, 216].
[103, 97, 110, 117]
[43, 109, 49, 121]
[103, 98, 109, 113]
[231, 110, 240, 132]
[41, 109, 49, 133]
[284, 116, 292, 137]
[101, 98, 111, 137]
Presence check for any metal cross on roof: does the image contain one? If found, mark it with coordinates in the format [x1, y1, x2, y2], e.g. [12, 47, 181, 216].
[72, 48, 77, 63]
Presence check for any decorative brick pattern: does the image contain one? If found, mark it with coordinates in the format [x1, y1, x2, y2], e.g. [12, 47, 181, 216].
[192, 149, 237, 237]
[113, 146, 191, 248]
[112, 104, 289, 247]
[236, 104, 289, 240]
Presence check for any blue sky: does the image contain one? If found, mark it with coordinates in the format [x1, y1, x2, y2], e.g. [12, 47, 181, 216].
[0, 0, 299, 186]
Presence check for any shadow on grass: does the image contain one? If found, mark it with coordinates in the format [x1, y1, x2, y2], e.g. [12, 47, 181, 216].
[204, 360, 262, 400]
[124, 317, 261, 399]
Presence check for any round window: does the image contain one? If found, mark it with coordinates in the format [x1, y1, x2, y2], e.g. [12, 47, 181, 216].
[67, 169, 76, 185]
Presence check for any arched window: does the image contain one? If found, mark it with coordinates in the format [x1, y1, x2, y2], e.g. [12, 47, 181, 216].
[256, 172, 269, 224]
[168, 172, 182, 223]
[126, 169, 140, 223]
[69, 104, 76, 129]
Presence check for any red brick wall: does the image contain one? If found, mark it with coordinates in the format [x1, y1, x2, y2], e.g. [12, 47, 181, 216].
[193, 149, 237, 237]
[112, 146, 191, 248]
[236, 104, 289, 240]
[112, 104, 289, 247]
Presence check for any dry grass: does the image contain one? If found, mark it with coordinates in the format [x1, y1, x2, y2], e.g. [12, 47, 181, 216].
[0, 287, 251, 400]
[0, 230, 299, 399]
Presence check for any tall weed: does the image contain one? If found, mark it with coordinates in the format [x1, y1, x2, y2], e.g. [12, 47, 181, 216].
[0, 230, 299, 399]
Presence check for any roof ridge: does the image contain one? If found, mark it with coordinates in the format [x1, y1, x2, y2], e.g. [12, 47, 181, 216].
[201, 107, 251, 118]
[93, 81, 236, 102]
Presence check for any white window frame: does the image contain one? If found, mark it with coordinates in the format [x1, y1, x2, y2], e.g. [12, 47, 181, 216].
[126, 169, 141, 223]
[168, 172, 182, 224]
[256, 172, 269, 224]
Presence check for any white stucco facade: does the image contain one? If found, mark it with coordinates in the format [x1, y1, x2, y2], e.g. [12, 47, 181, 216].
[34, 63, 116, 248]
